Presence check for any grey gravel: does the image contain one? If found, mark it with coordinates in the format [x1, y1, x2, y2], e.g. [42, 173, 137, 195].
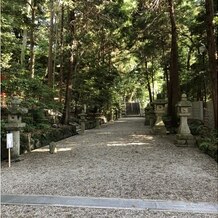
[1, 205, 218, 218]
[1, 117, 218, 217]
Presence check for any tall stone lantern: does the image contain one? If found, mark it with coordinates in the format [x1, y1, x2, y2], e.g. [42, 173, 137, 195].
[5, 96, 28, 159]
[175, 93, 195, 146]
[151, 94, 167, 134]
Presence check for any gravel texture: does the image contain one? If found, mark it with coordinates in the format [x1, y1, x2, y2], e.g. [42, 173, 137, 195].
[1, 205, 218, 218]
[1, 117, 218, 217]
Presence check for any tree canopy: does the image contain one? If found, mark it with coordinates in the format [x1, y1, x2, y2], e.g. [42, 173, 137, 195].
[1, 0, 217, 127]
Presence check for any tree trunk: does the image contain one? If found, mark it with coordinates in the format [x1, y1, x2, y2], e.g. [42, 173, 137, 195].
[21, 28, 28, 67]
[205, 0, 218, 128]
[21, 1, 31, 67]
[164, 64, 170, 99]
[47, 0, 54, 87]
[30, 0, 36, 78]
[151, 58, 155, 100]
[59, 4, 64, 102]
[62, 9, 76, 124]
[167, 0, 180, 126]
[145, 60, 153, 102]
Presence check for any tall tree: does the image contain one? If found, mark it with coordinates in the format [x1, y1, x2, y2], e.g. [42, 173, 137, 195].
[58, 3, 65, 102]
[167, 0, 180, 125]
[205, 0, 217, 128]
[20, 2, 31, 67]
[29, 0, 36, 78]
[47, 0, 54, 87]
[62, 8, 77, 124]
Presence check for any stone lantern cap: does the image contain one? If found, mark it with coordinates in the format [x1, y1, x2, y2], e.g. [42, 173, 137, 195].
[176, 94, 192, 107]
[144, 104, 151, 111]
[7, 96, 28, 115]
[79, 110, 87, 118]
[5, 96, 28, 130]
[152, 93, 167, 105]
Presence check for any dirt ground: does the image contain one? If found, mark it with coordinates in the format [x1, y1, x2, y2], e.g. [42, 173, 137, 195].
[1, 117, 218, 217]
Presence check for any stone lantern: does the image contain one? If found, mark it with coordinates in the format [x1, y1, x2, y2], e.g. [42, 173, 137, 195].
[151, 94, 167, 134]
[175, 93, 195, 146]
[5, 96, 28, 159]
[79, 110, 86, 134]
[148, 103, 156, 128]
[95, 112, 101, 129]
[144, 104, 150, 126]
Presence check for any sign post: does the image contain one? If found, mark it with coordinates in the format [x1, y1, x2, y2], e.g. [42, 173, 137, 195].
[7, 133, 13, 167]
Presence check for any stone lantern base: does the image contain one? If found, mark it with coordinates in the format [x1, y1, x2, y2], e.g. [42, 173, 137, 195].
[151, 125, 167, 135]
[175, 134, 196, 146]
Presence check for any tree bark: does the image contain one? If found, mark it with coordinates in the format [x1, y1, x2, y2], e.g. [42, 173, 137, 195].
[145, 60, 153, 102]
[205, 0, 217, 128]
[59, 4, 64, 102]
[21, 28, 28, 67]
[167, 0, 180, 125]
[62, 9, 76, 124]
[21, 1, 31, 67]
[47, 0, 54, 87]
[30, 0, 36, 78]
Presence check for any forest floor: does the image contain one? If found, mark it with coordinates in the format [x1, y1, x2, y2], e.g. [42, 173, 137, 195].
[1, 117, 218, 217]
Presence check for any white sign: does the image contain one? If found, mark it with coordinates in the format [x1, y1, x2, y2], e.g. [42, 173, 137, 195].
[7, 133, 13, 149]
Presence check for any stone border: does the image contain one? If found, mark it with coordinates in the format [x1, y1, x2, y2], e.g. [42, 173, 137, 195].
[2, 194, 218, 214]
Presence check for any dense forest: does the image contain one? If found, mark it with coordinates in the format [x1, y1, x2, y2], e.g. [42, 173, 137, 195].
[1, 0, 217, 128]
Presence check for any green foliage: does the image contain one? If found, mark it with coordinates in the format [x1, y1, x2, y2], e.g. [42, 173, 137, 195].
[1, 0, 215, 127]
[0, 120, 7, 139]
[36, 123, 51, 130]
[198, 129, 218, 153]
[188, 119, 204, 135]
[194, 125, 218, 161]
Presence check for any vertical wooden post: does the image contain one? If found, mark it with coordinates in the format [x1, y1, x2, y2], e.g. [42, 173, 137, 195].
[8, 148, 11, 168]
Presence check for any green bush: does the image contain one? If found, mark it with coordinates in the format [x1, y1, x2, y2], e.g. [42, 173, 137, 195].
[197, 128, 218, 161]
[188, 119, 204, 135]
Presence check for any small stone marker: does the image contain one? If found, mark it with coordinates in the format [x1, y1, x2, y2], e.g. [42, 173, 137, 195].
[49, 142, 57, 154]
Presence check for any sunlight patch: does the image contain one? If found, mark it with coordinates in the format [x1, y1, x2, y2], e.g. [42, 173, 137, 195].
[131, 135, 154, 140]
[32, 148, 72, 152]
[96, 132, 112, 135]
[107, 142, 149, 147]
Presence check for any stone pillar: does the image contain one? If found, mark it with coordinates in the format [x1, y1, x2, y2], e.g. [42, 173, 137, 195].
[95, 112, 101, 129]
[175, 94, 195, 146]
[79, 111, 86, 134]
[151, 94, 167, 134]
[110, 109, 114, 121]
[148, 104, 156, 128]
[144, 104, 150, 125]
[11, 131, 20, 157]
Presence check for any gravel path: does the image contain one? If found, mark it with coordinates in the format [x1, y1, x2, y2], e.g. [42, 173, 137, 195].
[1, 117, 218, 217]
